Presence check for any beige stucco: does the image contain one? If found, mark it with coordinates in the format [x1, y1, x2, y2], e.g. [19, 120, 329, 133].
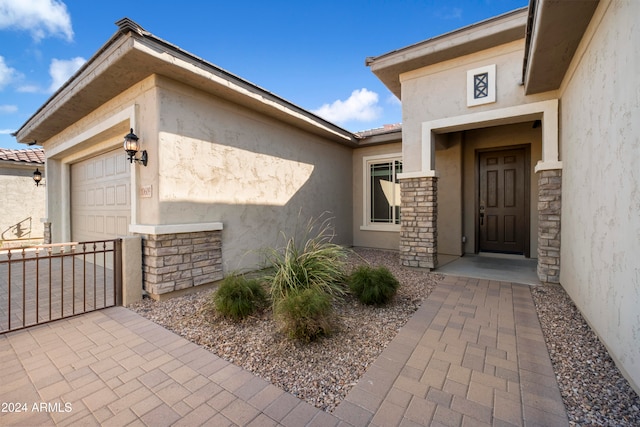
[147, 76, 353, 271]
[120, 235, 143, 306]
[557, 0, 640, 393]
[38, 73, 353, 273]
[435, 134, 464, 255]
[400, 39, 554, 175]
[0, 163, 46, 246]
[352, 142, 402, 250]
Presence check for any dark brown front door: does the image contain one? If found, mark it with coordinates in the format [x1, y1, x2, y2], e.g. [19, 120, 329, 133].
[478, 148, 528, 255]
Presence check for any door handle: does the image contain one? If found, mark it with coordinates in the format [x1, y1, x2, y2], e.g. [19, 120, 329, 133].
[479, 205, 485, 226]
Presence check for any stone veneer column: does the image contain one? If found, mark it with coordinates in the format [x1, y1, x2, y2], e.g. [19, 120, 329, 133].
[537, 169, 562, 283]
[399, 176, 438, 269]
[140, 230, 223, 298]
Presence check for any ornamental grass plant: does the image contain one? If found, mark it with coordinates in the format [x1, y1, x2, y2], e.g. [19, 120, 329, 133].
[263, 214, 350, 308]
[262, 213, 350, 340]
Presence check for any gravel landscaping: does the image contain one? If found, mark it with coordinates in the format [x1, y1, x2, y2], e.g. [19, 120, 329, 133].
[130, 248, 640, 424]
[531, 284, 640, 426]
[131, 248, 439, 411]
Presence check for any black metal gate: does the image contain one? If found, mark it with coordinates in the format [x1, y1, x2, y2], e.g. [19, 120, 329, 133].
[0, 240, 122, 334]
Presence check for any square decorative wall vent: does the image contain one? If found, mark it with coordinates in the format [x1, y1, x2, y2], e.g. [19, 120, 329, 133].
[467, 64, 496, 107]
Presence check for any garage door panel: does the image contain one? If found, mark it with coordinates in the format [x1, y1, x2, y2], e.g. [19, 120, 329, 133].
[95, 160, 103, 179]
[117, 216, 128, 235]
[105, 156, 115, 176]
[106, 216, 114, 234]
[116, 155, 127, 174]
[71, 149, 131, 242]
[116, 184, 127, 205]
[96, 216, 104, 234]
[106, 186, 115, 206]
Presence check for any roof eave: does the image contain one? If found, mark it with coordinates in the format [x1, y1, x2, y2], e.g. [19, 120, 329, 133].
[366, 7, 529, 98]
[357, 128, 402, 146]
[523, 0, 599, 95]
[14, 18, 358, 147]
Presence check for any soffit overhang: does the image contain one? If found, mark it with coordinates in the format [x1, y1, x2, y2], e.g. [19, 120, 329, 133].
[14, 19, 358, 147]
[523, 0, 599, 95]
[366, 8, 529, 98]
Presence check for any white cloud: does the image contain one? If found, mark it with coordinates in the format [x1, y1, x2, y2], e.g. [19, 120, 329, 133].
[313, 88, 382, 124]
[48, 56, 85, 93]
[0, 128, 15, 134]
[435, 7, 463, 20]
[0, 0, 73, 42]
[0, 55, 21, 90]
[386, 94, 401, 107]
[17, 84, 40, 93]
[0, 104, 17, 113]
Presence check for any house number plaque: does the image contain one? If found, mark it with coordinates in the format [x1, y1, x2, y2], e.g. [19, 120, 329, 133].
[140, 185, 152, 198]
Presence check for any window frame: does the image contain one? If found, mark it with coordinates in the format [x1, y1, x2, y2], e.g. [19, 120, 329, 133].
[361, 153, 403, 232]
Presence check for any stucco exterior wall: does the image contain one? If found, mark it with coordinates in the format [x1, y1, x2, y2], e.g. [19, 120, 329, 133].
[436, 134, 463, 255]
[352, 142, 402, 250]
[153, 77, 353, 272]
[558, 0, 640, 392]
[400, 39, 554, 174]
[0, 164, 46, 246]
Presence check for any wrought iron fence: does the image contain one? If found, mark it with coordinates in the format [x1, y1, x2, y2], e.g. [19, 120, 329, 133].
[0, 240, 122, 334]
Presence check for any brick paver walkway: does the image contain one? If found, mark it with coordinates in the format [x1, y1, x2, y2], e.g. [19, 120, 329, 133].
[0, 308, 339, 426]
[334, 275, 569, 426]
[0, 275, 569, 426]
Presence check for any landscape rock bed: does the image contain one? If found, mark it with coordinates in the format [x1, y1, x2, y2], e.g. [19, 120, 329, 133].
[531, 284, 640, 426]
[131, 248, 439, 411]
[131, 248, 640, 424]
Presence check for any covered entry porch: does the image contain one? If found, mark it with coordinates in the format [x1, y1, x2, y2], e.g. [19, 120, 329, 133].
[398, 100, 562, 284]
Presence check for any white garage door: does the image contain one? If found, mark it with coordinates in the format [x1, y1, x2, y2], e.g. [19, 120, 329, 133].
[71, 149, 131, 242]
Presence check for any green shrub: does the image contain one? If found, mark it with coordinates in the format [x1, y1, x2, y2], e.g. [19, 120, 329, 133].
[348, 265, 400, 306]
[263, 214, 350, 307]
[275, 288, 333, 341]
[212, 275, 267, 320]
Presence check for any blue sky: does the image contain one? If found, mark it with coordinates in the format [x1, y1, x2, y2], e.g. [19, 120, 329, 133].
[0, 0, 527, 150]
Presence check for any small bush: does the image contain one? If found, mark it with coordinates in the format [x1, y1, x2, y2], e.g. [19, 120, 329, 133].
[212, 275, 267, 320]
[348, 265, 400, 306]
[275, 288, 333, 342]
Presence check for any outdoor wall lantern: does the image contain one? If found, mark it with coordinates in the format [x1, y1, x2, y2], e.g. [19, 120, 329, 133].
[33, 168, 42, 186]
[123, 128, 148, 166]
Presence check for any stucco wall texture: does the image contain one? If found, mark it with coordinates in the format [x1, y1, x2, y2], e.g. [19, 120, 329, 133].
[152, 77, 353, 272]
[0, 167, 46, 245]
[559, 0, 640, 392]
[399, 40, 553, 175]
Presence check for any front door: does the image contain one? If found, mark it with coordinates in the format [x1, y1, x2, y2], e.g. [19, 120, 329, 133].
[478, 148, 528, 255]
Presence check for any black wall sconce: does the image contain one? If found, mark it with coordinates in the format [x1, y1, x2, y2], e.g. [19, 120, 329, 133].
[123, 128, 148, 166]
[33, 168, 43, 186]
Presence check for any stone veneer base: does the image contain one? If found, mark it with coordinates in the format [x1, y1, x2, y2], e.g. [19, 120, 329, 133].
[138, 229, 223, 297]
[399, 176, 438, 269]
[537, 169, 562, 283]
